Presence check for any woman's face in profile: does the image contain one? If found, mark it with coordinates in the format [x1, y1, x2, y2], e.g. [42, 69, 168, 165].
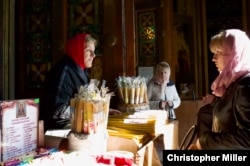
[84, 42, 96, 68]
[157, 67, 170, 83]
[212, 49, 231, 72]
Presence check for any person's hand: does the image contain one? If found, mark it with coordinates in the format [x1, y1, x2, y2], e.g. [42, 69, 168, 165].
[202, 94, 215, 105]
[160, 101, 167, 109]
[188, 139, 202, 150]
[160, 100, 173, 109]
[109, 108, 122, 115]
[166, 100, 173, 107]
[188, 143, 198, 150]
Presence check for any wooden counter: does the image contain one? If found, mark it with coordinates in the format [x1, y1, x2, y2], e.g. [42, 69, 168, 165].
[107, 120, 179, 166]
[41, 120, 178, 166]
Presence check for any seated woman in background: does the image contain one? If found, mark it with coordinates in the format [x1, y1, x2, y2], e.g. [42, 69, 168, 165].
[147, 61, 181, 119]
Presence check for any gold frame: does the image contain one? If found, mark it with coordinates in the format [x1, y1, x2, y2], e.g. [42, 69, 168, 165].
[1, 0, 15, 99]
[0, 0, 3, 99]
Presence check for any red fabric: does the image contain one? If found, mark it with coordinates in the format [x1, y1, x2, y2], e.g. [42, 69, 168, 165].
[65, 33, 87, 70]
[95, 155, 134, 166]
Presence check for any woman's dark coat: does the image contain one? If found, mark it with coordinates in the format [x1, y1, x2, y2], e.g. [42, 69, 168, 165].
[200, 74, 250, 149]
[39, 56, 89, 131]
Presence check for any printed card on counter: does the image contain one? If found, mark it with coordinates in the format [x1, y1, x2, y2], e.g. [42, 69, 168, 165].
[0, 99, 39, 162]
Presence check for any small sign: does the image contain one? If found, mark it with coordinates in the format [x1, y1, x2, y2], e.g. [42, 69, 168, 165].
[0, 99, 39, 162]
[138, 66, 154, 82]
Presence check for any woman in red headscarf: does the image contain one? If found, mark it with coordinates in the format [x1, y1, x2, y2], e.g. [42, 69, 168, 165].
[40, 33, 97, 131]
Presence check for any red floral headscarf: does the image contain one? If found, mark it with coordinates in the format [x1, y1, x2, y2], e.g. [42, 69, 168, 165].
[65, 33, 88, 70]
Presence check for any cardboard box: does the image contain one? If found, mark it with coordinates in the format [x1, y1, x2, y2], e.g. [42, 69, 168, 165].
[107, 120, 179, 165]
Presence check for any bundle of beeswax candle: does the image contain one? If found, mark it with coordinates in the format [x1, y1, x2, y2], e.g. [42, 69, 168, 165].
[116, 76, 149, 112]
[116, 76, 148, 105]
[70, 79, 113, 134]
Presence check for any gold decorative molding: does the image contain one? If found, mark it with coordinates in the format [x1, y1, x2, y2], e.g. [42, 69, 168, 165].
[2, 0, 15, 99]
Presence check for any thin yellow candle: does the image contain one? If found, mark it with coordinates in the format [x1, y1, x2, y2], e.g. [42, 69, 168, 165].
[139, 85, 144, 104]
[75, 99, 83, 133]
[118, 87, 124, 103]
[70, 98, 76, 132]
[135, 86, 140, 104]
[103, 97, 110, 129]
[87, 101, 94, 134]
[143, 84, 148, 103]
[123, 86, 128, 104]
[129, 87, 135, 104]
